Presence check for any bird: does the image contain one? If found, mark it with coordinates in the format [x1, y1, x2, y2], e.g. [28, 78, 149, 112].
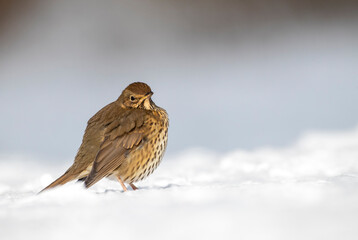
[40, 82, 169, 192]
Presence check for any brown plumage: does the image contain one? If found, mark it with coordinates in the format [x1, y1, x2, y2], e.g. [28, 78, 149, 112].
[41, 82, 169, 192]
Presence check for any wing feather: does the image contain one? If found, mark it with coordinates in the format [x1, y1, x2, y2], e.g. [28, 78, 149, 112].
[84, 109, 149, 188]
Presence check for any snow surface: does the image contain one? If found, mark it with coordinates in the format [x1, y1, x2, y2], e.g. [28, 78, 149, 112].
[1, 127, 358, 240]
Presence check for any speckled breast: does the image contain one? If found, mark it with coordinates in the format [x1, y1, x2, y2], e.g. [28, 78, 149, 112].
[121, 109, 169, 183]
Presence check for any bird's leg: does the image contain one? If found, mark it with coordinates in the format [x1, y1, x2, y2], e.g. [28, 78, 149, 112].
[116, 176, 127, 192]
[129, 183, 138, 190]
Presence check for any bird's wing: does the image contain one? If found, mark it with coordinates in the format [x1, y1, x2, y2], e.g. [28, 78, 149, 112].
[84, 109, 148, 188]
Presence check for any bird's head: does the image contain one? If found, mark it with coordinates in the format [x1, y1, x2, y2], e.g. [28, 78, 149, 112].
[119, 82, 154, 109]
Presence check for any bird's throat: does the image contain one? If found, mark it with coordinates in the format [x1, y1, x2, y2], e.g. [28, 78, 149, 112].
[143, 98, 153, 110]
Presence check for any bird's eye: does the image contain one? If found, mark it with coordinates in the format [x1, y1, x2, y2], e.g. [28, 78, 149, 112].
[130, 96, 136, 101]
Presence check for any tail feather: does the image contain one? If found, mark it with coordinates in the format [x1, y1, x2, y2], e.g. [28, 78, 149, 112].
[39, 170, 77, 193]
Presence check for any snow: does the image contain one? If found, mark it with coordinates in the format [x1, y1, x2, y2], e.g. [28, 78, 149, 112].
[1, 127, 358, 240]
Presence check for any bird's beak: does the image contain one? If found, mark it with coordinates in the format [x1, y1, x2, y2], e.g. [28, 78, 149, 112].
[140, 91, 153, 103]
[145, 91, 153, 98]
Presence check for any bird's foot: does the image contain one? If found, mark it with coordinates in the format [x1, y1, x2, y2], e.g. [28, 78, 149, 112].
[129, 183, 138, 190]
[116, 176, 128, 192]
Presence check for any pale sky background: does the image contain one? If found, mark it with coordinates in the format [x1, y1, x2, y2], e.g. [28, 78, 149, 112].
[0, 0, 358, 162]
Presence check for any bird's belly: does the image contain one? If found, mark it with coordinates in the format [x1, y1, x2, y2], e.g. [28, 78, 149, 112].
[118, 128, 168, 183]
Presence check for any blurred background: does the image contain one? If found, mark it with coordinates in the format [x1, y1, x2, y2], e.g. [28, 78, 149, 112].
[0, 0, 357, 162]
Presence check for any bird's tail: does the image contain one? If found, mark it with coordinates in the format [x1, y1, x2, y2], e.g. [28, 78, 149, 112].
[39, 170, 77, 193]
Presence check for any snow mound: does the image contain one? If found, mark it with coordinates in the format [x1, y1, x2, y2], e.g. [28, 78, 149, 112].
[1, 127, 358, 240]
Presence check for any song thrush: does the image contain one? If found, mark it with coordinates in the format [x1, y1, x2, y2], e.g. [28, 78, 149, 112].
[41, 82, 169, 192]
